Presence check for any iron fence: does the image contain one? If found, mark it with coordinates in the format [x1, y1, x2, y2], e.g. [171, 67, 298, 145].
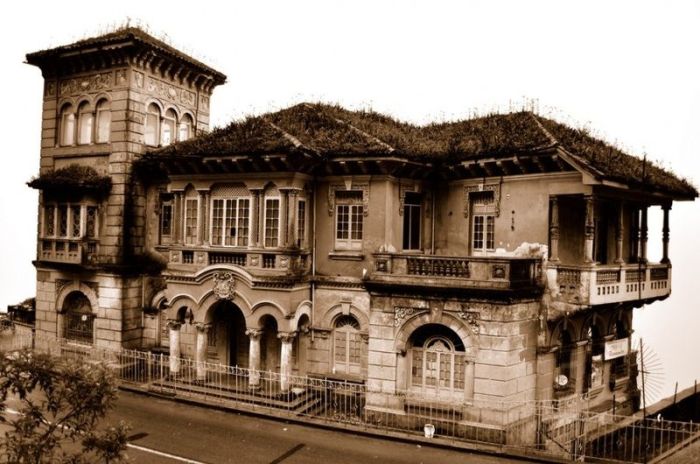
[3, 331, 699, 463]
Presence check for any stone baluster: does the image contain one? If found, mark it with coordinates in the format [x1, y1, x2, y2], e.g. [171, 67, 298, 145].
[195, 323, 211, 382]
[278, 331, 296, 393]
[661, 204, 671, 264]
[246, 328, 263, 389]
[549, 196, 560, 262]
[584, 195, 595, 263]
[167, 320, 182, 376]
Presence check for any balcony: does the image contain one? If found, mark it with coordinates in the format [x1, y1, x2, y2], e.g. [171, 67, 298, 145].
[38, 238, 99, 265]
[366, 253, 543, 294]
[550, 262, 671, 308]
[164, 247, 310, 276]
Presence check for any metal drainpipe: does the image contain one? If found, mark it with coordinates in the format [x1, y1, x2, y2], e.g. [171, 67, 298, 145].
[310, 177, 317, 342]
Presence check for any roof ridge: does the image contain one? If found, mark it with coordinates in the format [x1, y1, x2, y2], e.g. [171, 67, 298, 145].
[330, 115, 396, 154]
[263, 118, 320, 156]
[529, 113, 559, 146]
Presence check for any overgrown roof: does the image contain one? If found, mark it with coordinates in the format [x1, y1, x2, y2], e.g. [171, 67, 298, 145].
[27, 164, 112, 197]
[146, 103, 697, 198]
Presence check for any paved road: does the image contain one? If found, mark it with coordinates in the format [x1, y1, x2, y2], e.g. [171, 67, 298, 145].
[106, 390, 535, 464]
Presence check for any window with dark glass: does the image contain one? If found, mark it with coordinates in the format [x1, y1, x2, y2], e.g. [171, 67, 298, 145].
[160, 201, 172, 238]
[403, 192, 422, 250]
[63, 292, 94, 344]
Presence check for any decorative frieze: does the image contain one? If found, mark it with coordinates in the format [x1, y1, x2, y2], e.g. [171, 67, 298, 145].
[458, 308, 480, 335]
[328, 183, 369, 217]
[59, 72, 112, 96]
[464, 183, 500, 218]
[394, 306, 424, 327]
[146, 76, 197, 109]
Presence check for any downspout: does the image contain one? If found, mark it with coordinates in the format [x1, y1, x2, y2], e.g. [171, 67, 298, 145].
[310, 177, 317, 343]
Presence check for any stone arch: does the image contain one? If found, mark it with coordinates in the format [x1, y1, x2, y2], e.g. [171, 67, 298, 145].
[93, 92, 112, 105]
[320, 303, 369, 331]
[395, 311, 477, 358]
[75, 96, 94, 111]
[549, 317, 576, 347]
[248, 301, 288, 331]
[163, 104, 181, 120]
[150, 290, 169, 310]
[291, 300, 312, 329]
[196, 290, 252, 325]
[56, 281, 98, 315]
[58, 98, 75, 112]
[608, 306, 631, 336]
[580, 312, 606, 340]
[165, 293, 197, 321]
[144, 98, 164, 113]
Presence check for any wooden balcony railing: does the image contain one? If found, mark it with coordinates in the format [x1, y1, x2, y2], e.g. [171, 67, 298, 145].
[369, 253, 542, 292]
[38, 238, 99, 265]
[551, 262, 671, 307]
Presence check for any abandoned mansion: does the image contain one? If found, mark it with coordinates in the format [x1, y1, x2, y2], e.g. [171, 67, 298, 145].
[25, 27, 697, 431]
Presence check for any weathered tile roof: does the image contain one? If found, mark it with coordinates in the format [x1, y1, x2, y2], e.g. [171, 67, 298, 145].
[147, 103, 697, 198]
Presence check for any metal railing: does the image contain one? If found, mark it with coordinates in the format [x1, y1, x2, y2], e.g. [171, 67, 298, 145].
[3, 331, 699, 463]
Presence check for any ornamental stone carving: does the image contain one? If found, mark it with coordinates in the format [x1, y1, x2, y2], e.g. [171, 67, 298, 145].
[245, 328, 263, 340]
[212, 272, 235, 300]
[458, 309, 480, 335]
[146, 76, 197, 109]
[394, 306, 425, 327]
[59, 72, 112, 96]
[464, 183, 500, 218]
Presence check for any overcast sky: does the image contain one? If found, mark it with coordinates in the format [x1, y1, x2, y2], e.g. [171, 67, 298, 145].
[1, 0, 698, 399]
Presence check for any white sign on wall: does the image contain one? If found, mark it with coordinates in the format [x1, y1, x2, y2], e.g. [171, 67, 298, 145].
[604, 338, 629, 360]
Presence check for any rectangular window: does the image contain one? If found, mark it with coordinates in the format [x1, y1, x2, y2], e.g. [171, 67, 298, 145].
[472, 214, 495, 252]
[70, 205, 82, 238]
[62, 113, 75, 146]
[58, 205, 68, 237]
[297, 200, 306, 246]
[44, 205, 55, 237]
[335, 191, 363, 250]
[78, 113, 93, 145]
[184, 199, 198, 245]
[402, 192, 422, 250]
[145, 113, 159, 146]
[210, 198, 250, 247]
[85, 206, 97, 238]
[264, 198, 280, 247]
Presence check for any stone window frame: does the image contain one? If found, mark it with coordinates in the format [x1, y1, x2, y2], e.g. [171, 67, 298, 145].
[183, 195, 200, 246]
[42, 201, 99, 240]
[263, 196, 281, 248]
[402, 191, 423, 251]
[59, 102, 76, 146]
[334, 190, 365, 251]
[332, 314, 363, 375]
[209, 195, 252, 248]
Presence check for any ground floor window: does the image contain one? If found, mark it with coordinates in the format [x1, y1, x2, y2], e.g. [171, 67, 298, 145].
[409, 324, 466, 397]
[333, 315, 362, 375]
[62, 292, 94, 344]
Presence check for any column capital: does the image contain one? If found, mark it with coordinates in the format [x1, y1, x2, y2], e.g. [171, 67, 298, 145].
[195, 322, 212, 333]
[167, 319, 183, 330]
[245, 328, 263, 339]
[277, 331, 297, 343]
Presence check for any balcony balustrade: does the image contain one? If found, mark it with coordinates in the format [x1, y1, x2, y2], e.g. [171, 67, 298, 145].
[550, 262, 671, 307]
[165, 246, 310, 276]
[368, 252, 542, 292]
[38, 238, 99, 265]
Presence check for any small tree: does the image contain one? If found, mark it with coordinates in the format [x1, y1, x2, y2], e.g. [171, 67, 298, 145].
[0, 349, 129, 463]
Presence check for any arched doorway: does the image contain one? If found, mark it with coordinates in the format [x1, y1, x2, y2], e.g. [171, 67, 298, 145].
[295, 314, 311, 376]
[208, 300, 247, 367]
[259, 315, 280, 372]
[62, 291, 94, 344]
[408, 324, 466, 400]
[332, 315, 362, 376]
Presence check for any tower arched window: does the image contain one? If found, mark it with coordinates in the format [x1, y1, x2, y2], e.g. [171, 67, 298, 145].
[179, 114, 193, 141]
[60, 104, 75, 146]
[333, 315, 362, 375]
[62, 292, 94, 344]
[77, 101, 93, 145]
[145, 103, 161, 147]
[162, 109, 177, 146]
[554, 328, 574, 395]
[95, 99, 111, 143]
[585, 322, 605, 391]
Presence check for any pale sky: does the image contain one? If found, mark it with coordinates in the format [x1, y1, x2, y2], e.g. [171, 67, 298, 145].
[1, 0, 699, 399]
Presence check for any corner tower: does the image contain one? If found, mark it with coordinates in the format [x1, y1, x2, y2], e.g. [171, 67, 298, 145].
[26, 27, 226, 350]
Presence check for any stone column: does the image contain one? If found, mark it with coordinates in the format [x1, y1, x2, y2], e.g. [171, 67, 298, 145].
[246, 328, 263, 389]
[167, 320, 182, 376]
[615, 202, 625, 264]
[464, 359, 475, 402]
[196, 190, 207, 246]
[640, 206, 648, 263]
[661, 204, 671, 263]
[280, 190, 289, 247]
[195, 323, 210, 382]
[250, 189, 262, 247]
[396, 352, 409, 392]
[574, 341, 588, 394]
[278, 331, 296, 393]
[288, 189, 299, 247]
[584, 195, 595, 263]
[173, 192, 182, 245]
[549, 196, 560, 262]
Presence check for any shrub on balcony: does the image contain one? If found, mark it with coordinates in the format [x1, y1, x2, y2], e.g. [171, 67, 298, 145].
[27, 164, 112, 197]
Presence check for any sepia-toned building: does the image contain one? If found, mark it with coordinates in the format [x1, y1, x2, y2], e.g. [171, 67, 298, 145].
[26, 27, 697, 436]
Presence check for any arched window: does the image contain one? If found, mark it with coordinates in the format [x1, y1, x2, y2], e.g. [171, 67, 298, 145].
[179, 114, 193, 141]
[95, 99, 111, 143]
[62, 292, 94, 344]
[60, 104, 75, 146]
[145, 103, 161, 147]
[611, 319, 630, 379]
[333, 315, 362, 375]
[161, 109, 177, 146]
[77, 102, 93, 145]
[554, 328, 574, 395]
[409, 324, 465, 397]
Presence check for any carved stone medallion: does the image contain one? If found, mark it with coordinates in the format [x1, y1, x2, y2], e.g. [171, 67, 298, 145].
[213, 272, 235, 300]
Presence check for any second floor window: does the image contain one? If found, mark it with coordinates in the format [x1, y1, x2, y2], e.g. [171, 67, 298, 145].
[60, 104, 75, 146]
[211, 198, 250, 247]
[264, 198, 280, 247]
[472, 215, 494, 252]
[160, 201, 173, 239]
[403, 192, 422, 251]
[95, 100, 111, 143]
[77, 102, 93, 145]
[335, 190, 363, 250]
[43, 203, 98, 239]
[184, 198, 198, 245]
[145, 104, 161, 147]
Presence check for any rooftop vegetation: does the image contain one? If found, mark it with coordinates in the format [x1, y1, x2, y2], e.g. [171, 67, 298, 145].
[27, 164, 112, 197]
